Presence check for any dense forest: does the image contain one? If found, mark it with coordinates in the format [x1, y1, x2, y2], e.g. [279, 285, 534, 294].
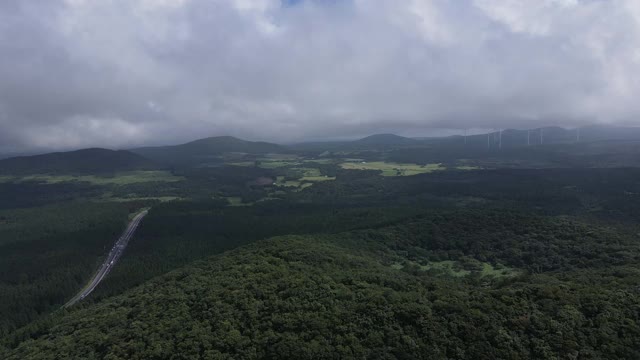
[93, 203, 423, 300]
[4, 210, 640, 359]
[0, 202, 131, 337]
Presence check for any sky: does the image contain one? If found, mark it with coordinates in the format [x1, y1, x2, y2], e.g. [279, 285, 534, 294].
[1, 0, 640, 152]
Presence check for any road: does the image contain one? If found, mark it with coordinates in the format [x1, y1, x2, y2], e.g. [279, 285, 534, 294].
[64, 210, 148, 308]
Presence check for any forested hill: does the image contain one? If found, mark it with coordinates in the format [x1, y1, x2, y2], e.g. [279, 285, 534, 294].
[355, 134, 417, 145]
[290, 134, 418, 152]
[131, 136, 286, 166]
[0, 148, 157, 175]
[5, 210, 640, 359]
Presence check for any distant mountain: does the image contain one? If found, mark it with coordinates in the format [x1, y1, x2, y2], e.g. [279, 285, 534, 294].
[0, 151, 34, 160]
[131, 136, 286, 166]
[0, 148, 157, 175]
[578, 125, 640, 142]
[291, 134, 419, 153]
[292, 126, 640, 153]
[441, 125, 640, 149]
[355, 134, 418, 145]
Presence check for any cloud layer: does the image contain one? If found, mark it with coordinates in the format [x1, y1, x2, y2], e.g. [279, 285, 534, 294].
[1, 0, 639, 151]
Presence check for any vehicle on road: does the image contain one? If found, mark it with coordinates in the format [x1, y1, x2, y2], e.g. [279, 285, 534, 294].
[63, 210, 149, 308]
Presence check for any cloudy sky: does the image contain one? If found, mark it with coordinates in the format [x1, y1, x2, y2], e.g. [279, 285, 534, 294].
[1, 0, 639, 152]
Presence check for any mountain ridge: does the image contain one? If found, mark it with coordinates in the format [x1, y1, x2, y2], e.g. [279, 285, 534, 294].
[355, 133, 417, 145]
[0, 148, 157, 175]
[130, 136, 286, 166]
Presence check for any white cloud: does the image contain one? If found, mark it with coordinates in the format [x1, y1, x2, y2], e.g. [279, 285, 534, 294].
[0, 0, 639, 151]
[474, 0, 579, 36]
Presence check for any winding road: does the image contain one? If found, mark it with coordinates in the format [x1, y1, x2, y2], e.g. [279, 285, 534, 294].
[64, 210, 148, 308]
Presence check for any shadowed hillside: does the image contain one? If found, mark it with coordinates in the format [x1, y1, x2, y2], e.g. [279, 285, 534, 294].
[131, 136, 286, 166]
[0, 149, 157, 175]
[356, 133, 417, 145]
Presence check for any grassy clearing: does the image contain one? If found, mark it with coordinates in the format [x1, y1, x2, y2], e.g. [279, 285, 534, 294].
[479, 263, 520, 278]
[299, 168, 322, 176]
[273, 176, 300, 188]
[279, 180, 302, 188]
[301, 176, 336, 182]
[227, 162, 255, 167]
[104, 196, 183, 203]
[340, 162, 445, 176]
[293, 168, 336, 182]
[273, 169, 334, 191]
[392, 260, 519, 279]
[296, 183, 313, 191]
[0, 171, 184, 185]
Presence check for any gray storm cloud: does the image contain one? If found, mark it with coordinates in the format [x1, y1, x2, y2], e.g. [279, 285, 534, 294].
[1, 0, 639, 152]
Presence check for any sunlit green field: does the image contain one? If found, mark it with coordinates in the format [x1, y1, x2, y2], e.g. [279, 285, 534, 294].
[226, 161, 255, 167]
[274, 169, 335, 190]
[456, 165, 482, 170]
[340, 161, 445, 176]
[0, 171, 184, 185]
[296, 167, 336, 182]
[274, 176, 301, 188]
[478, 262, 519, 277]
[104, 196, 184, 203]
